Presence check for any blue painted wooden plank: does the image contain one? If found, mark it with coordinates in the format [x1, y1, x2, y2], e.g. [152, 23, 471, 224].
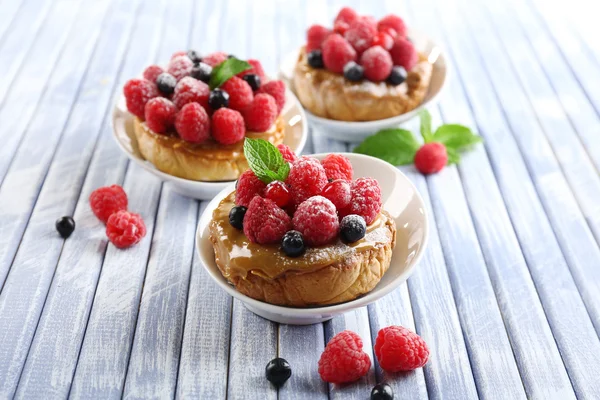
[248, 0, 278, 75]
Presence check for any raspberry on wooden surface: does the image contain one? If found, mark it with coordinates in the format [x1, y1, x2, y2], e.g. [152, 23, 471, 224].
[321, 33, 357, 74]
[172, 76, 210, 111]
[292, 196, 339, 246]
[106, 211, 147, 249]
[89, 185, 128, 223]
[123, 78, 159, 119]
[211, 108, 245, 145]
[321, 154, 353, 181]
[243, 196, 292, 244]
[221, 76, 254, 111]
[414, 142, 447, 174]
[286, 156, 328, 206]
[235, 170, 267, 207]
[174, 102, 210, 144]
[243, 93, 278, 132]
[144, 97, 177, 134]
[318, 330, 371, 384]
[374, 326, 429, 371]
[360, 45, 393, 82]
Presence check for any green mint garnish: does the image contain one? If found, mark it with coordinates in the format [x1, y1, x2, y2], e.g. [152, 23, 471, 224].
[243, 138, 290, 184]
[209, 57, 252, 90]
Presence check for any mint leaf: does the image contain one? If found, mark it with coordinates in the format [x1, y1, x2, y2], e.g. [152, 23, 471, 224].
[209, 58, 251, 90]
[434, 124, 482, 151]
[446, 147, 460, 165]
[243, 138, 290, 183]
[419, 109, 434, 143]
[354, 129, 420, 166]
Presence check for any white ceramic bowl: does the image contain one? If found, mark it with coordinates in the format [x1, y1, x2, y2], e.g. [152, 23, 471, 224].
[196, 153, 429, 325]
[278, 29, 448, 143]
[112, 88, 308, 200]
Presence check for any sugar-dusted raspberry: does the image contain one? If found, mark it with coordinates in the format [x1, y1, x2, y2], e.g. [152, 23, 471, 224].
[414, 142, 447, 174]
[243, 196, 292, 244]
[286, 156, 328, 206]
[243, 93, 277, 132]
[307, 24, 331, 52]
[221, 76, 253, 111]
[265, 181, 291, 208]
[333, 21, 350, 35]
[345, 18, 378, 54]
[123, 78, 159, 119]
[292, 196, 339, 246]
[202, 51, 228, 67]
[321, 179, 351, 210]
[211, 108, 245, 145]
[377, 14, 407, 38]
[238, 59, 266, 79]
[106, 210, 146, 249]
[321, 154, 353, 181]
[390, 37, 418, 71]
[236, 170, 267, 207]
[379, 26, 398, 39]
[360, 45, 393, 82]
[170, 50, 188, 60]
[172, 76, 210, 110]
[89, 185, 128, 223]
[143, 65, 165, 83]
[371, 31, 394, 50]
[374, 326, 429, 372]
[334, 7, 359, 26]
[144, 97, 177, 133]
[167, 55, 193, 81]
[258, 80, 285, 114]
[277, 143, 297, 163]
[175, 103, 210, 143]
[361, 15, 378, 29]
[318, 330, 371, 384]
[342, 177, 382, 225]
[321, 33, 357, 74]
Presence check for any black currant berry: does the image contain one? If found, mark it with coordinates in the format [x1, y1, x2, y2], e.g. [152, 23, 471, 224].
[242, 73, 261, 91]
[55, 216, 76, 239]
[387, 66, 407, 86]
[229, 206, 247, 230]
[265, 358, 292, 387]
[208, 88, 229, 110]
[307, 50, 324, 68]
[340, 215, 367, 243]
[371, 383, 394, 400]
[191, 62, 212, 83]
[281, 230, 305, 257]
[187, 49, 202, 63]
[156, 73, 177, 95]
[228, 54, 235, 59]
[343, 61, 364, 81]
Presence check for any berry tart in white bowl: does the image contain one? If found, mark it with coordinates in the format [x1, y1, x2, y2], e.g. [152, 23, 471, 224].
[196, 139, 429, 324]
[112, 51, 307, 200]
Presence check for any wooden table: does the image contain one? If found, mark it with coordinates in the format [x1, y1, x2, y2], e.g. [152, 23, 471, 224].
[1, 0, 599, 398]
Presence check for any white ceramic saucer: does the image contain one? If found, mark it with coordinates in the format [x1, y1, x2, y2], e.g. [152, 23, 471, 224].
[196, 153, 429, 325]
[112, 88, 308, 200]
[278, 29, 448, 143]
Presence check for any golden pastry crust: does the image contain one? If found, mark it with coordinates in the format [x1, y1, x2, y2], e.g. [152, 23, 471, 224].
[133, 116, 285, 181]
[293, 48, 432, 121]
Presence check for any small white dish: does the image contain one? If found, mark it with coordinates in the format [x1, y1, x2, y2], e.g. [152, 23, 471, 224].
[112, 88, 308, 200]
[278, 29, 448, 143]
[196, 153, 429, 325]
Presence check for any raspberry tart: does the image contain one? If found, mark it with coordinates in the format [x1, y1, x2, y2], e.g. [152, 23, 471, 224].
[209, 139, 397, 307]
[293, 7, 433, 121]
[122, 52, 288, 181]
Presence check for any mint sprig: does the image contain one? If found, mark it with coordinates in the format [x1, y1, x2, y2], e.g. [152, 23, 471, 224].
[243, 138, 290, 183]
[209, 57, 251, 90]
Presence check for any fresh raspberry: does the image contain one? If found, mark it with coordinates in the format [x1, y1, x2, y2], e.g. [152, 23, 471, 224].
[277, 144, 297, 163]
[292, 196, 339, 246]
[414, 142, 447, 174]
[378, 14, 407, 38]
[343, 177, 382, 225]
[345, 18, 378, 54]
[258, 80, 285, 114]
[379, 26, 398, 39]
[201, 51, 228, 67]
[334, 7, 359, 26]
[235, 170, 267, 207]
[167, 55, 193, 81]
[106, 211, 147, 249]
[360, 46, 393, 81]
[238, 59, 266, 79]
[211, 108, 245, 145]
[390, 37, 418, 71]
[243, 196, 292, 244]
[361, 15, 378, 29]
[374, 326, 429, 372]
[172, 76, 210, 110]
[175, 103, 210, 143]
[170, 51, 188, 60]
[243, 93, 277, 132]
[321, 154, 353, 181]
[221, 76, 253, 111]
[321, 34, 357, 74]
[321, 180, 351, 210]
[89, 185, 128, 223]
[307, 24, 331, 52]
[123, 78, 159, 119]
[286, 156, 328, 206]
[333, 21, 350, 35]
[318, 330, 371, 384]
[144, 97, 177, 133]
[371, 32, 394, 50]
[265, 181, 291, 208]
[143, 65, 165, 83]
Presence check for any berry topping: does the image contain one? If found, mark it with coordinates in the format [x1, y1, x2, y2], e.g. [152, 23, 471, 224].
[190, 62, 212, 83]
[106, 211, 147, 249]
[89, 185, 128, 223]
[258, 80, 285, 114]
[265, 358, 292, 388]
[344, 177, 382, 225]
[343, 61, 364, 81]
[208, 88, 230, 110]
[277, 143, 297, 163]
[414, 142, 447, 174]
[345, 18, 378, 54]
[322, 179, 351, 210]
[378, 14, 407, 38]
[242, 73, 261, 91]
[322, 34, 357, 74]
[281, 230, 306, 257]
[307, 50, 325, 69]
[174, 103, 210, 143]
[340, 214, 367, 243]
[143, 65, 164, 83]
[243, 196, 292, 244]
[172, 76, 210, 110]
[238, 59, 266, 79]
[387, 66, 407, 85]
[371, 383, 394, 400]
[378, 26, 398, 39]
[187, 49, 202, 63]
[292, 196, 339, 246]
[371, 31, 394, 51]
[333, 21, 350, 35]
[360, 45, 393, 82]
[170, 51, 187, 60]
[243, 93, 277, 132]
[321, 153, 353, 181]
[221, 76, 253, 111]
[286, 156, 328, 206]
[123, 78, 159, 119]
[211, 107, 245, 145]
[390, 37, 418, 71]
[374, 326, 429, 372]
[229, 205, 247, 230]
[55, 216, 75, 239]
[334, 7, 359, 26]
[265, 181, 291, 208]
[202, 51, 228, 67]
[235, 170, 267, 207]
[144, 97, 177, 134]
[307, 24, 331, 52]
[155, 73, 177, 96]
[167, 55, 193, 81]
[318, 330, 371, 384]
